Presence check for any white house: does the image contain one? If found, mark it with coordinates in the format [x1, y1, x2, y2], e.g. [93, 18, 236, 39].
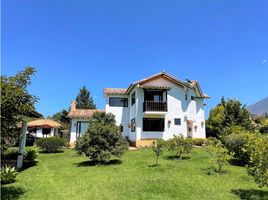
[68, 71, 209, 147]
[104, 71, 209, 147]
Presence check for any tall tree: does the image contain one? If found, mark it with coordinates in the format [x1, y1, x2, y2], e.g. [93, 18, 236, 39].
[51, 109, 70, 129]
[75, 86, 96, 109]
[1, 67, 38, 151]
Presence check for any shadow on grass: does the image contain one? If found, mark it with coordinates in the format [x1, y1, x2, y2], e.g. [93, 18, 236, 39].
[165, 155, 191, 160]
[229, 159, 248, 167]
[74, 159, 122, 167]
[231, 189, 268, 200]
[202, 167, 228, 175]
[39, 150, 64, 154]
[19, 161, 38, 172]
[1, 186, 24, 200]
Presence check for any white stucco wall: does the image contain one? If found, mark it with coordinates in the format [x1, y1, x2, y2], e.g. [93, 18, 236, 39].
[105, 95, 130, 138]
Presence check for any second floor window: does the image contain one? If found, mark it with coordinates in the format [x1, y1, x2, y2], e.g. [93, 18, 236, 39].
[109, 97, 128, 107]
[131, 92, 136, 105]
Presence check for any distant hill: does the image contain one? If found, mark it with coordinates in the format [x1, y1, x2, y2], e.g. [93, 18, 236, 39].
[247, 97, 268, 117]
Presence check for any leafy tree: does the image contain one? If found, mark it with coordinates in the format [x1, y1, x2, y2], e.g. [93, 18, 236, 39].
[1, 67, 38, 152]
[51, 109, 70, 129]
[207, 98, 253, 138]
[205, 138, 233, 173]
[75, 86, 96, 109]
[152, 139, 165, 166]
[244, 134, 268, 188]
[167, 135, 193, 159]
[75, 112, 128, 163]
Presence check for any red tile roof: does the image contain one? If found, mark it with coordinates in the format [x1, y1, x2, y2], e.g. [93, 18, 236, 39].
[104, 88, 127, 96]
[67, 109, 105, 119]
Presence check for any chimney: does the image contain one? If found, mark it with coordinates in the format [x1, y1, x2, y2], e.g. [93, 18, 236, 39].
[71, 100, 76, 111]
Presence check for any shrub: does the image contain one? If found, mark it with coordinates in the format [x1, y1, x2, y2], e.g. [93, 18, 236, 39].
[244, 134, 268, 188]
[167, 135, 193, 159]
[223, 133, 250, 165]
[36, 137, 67, 153]
[24, 149, 38, 166]
[152, 139, 165, 166]
[191, 138, 206, 146]
[75, 112, 128, 163]
[1, 149, 18, 160]
[0, 166, 18, 184]
[205, 139, 233, 173]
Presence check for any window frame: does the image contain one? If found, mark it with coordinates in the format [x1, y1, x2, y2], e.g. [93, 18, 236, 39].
[109, 97, 128, 107]
[131, 92, 136, 105]
[76, 121, 89, 138]
[131, 118, 136, 132]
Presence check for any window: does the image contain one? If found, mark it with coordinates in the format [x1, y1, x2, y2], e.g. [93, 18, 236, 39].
[76, 121, 89, 138]
[120, 125, 123, 133]
[143, 118, 164, 132]
[174, 118, 181, 125]
[185, 93, 188, 101]
[191, 96, 195, 100]
[109, 97, 128, 107]
[42, 128, 51, 135]
[131, 118, 135, 132]
[131, 92, 136, 105]
[144, 90, 163, 102]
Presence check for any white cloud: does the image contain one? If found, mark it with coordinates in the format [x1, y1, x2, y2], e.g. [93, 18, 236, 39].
[262, 59, 267, 64]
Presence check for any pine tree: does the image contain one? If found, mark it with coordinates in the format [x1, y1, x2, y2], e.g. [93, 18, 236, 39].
[75, 86, 96, 109]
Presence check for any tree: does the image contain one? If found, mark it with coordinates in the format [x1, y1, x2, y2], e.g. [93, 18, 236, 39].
[244, 134, 268, 188]
[167, 135, 193, 159]
[1, 67, 38, 152]
[51, 109, 70, 129]
[75, 86, 96, 109]
[75, 112, 128, 163]
[205, 138, 233, 173]
[207, 98, 253, 138]
[152, 139, 165, 166]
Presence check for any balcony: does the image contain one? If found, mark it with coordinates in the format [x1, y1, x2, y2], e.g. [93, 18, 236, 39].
[143, 101, 168, 112]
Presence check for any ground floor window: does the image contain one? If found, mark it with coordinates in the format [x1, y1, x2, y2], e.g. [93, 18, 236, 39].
[143, 118, 164, 132]
[76, 121, 89, 138]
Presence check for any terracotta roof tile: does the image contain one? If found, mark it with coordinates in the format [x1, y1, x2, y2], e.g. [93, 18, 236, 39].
[104, 88, 127, 96]
[67, 109, 105, 119]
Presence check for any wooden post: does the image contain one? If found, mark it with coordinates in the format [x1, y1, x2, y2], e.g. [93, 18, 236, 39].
[17, 120, 27, 169]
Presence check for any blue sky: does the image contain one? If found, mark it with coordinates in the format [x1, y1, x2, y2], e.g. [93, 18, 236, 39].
[2, 0, 268, 118]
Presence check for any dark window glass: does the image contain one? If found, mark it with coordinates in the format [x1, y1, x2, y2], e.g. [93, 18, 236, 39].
[144, 90, 163, 102]
[143, 118, 164, 132]
[174, 118, 181, 125]
[109, 97, 128, 107]
[42, 128, 51, 135]
[120, 125, 123, 132]
[131, 92, 136, 105]
[131, 118, 135, 132]
[76, 121, 89, 138]
[185, 94, 188, 101]
[191, 96, 195, 100]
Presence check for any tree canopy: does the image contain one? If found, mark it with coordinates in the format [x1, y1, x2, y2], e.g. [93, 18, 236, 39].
[75, 86, 96, 109]
[1, 67, 38, 151]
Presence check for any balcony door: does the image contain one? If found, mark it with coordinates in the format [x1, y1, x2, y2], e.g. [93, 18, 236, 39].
[144, 90, 163, 102]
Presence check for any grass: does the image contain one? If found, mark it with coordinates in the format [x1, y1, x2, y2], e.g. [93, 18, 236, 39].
[1, 148, 268, 200]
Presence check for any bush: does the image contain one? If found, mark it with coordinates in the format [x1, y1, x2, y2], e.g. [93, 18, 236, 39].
[75, 112, 128, 163]
[24, 149, 38, 166]
[244, 134, 268, 188]
[223, 133, 250, 166]
[152, 139, 165, 166]
[205, 139, 233, 173]
[1, 150, 18, 160]
[191, 138, 206, 146]
[0, 166, 18, 184]
[167, 135, 193, 159]
[36, 137, 67, 153]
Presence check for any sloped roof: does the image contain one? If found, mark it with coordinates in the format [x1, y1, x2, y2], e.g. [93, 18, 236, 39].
[25, 119, 62, 128]
[67, 109, 105, 119]
[104, 71, 210, 98]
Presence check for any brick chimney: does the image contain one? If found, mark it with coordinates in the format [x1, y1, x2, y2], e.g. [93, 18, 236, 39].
[71, 100, 76, 111]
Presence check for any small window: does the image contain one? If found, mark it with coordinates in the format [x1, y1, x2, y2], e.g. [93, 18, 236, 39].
[120, 125, 123, 133]
[174, 118, 181, 125]
[109, 97, 128, 107]
[185, 93, 188, 101]
[131, 118, 136, 132]
[131, 92, 136, 105]
[191, 96, 195, 100]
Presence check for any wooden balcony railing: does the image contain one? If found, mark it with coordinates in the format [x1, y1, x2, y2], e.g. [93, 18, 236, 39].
[143, 101, 168, 112]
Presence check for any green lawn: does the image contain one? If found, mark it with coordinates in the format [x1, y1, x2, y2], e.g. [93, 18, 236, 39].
[1, 148, 268, 200]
